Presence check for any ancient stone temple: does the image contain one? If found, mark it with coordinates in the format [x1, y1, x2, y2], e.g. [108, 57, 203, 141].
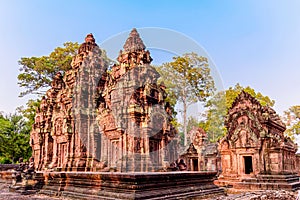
[30, 29, 178, 172]
[29, 29, 224, 199]
[215, 91, 300, 190]
[181, 127, 220, 171]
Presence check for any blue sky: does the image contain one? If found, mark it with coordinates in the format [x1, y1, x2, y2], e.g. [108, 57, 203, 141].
[0, 0, 300, 117]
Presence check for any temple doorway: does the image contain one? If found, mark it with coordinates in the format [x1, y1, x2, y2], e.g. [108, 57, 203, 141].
[244, 156, 253, 174]
[192, 159, 198, 171]
[149, 139, 159, 165]
[111, 140, 119, 167]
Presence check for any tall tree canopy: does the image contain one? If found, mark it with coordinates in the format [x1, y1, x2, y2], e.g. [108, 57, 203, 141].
[17, 42, 80, 97]
[157, 52, 215, 146]
[202, 83, 275, 142]
[283, 105, 300, 140]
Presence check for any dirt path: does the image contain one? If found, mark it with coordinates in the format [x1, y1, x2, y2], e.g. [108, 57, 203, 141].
[0, 183, 70, 200]
[0, 182, 299, 200]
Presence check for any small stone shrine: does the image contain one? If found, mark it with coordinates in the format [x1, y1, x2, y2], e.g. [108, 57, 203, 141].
[215, 91, 300, 190]
[181, 127, 220, 172]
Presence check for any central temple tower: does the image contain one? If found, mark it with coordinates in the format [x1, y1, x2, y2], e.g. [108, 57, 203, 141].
[96, 28, 178, 171]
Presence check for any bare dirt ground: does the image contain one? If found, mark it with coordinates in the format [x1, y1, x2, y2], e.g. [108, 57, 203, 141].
[212, 189, 299, 200]
[0, 182, 299, 200]
[0, 183, 70, 200]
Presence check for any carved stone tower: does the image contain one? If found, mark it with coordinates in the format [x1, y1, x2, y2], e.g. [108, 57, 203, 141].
[30, 29, 178, 172]
[97, 28, 177, 171]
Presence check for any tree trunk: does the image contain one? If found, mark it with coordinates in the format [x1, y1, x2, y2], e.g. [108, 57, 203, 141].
[183, 99, 187, 146]
[183, 68, 188, 147]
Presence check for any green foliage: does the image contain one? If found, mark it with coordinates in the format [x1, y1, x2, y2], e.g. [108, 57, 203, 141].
[157, 53, 215, 104]
[179, 132, 184, 146]
[0, 156, 12, 164]
[18, 99, 40, 127]
[203, 91, 227, 142]
[204, 83, 275, 142]
[18, 42, 80, 97]
[157, 52, 215, 146]
[0, 112, 32, 163]
[224, 83, 275, 108]
[283, 105, 300, 140]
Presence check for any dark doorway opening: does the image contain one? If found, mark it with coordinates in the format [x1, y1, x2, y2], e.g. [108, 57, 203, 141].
[244, 156, 253, 174]
[192, 159, 198, 171]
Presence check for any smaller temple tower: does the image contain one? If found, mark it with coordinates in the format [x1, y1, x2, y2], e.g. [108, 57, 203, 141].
[216, 91, 300, 190]
[30, 33, 109, 171]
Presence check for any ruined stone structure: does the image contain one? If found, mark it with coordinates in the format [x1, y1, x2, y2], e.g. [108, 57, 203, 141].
[181, 127, 220, 172]
[30, 29, 178, 172]
[215, 91, 300, 190]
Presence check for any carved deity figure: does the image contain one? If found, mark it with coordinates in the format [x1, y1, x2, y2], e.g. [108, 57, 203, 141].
[51, 72, 64, 91]
[12, 157, 35, 186]
[177, 159, 187, 171]
[40, 96, 48, 113]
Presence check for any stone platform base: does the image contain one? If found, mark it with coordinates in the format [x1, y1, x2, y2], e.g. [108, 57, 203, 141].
[36, 171, 224, 199]
[215, 174, 300, 191]
[0, 171, 13, 183]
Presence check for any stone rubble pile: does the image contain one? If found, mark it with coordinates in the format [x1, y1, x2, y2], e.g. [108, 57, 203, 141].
[249, 190, 297, 200]
[213, 190, 298, 200]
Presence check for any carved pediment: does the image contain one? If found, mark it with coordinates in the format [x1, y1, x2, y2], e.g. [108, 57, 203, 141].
[229, 91, 262, 112]
[186, 143, 198, 154]
[230, 126, 259, 148]
[226, 110, 263, 140]
[189, 127, 207, 148]
[97, 112, 117, 132]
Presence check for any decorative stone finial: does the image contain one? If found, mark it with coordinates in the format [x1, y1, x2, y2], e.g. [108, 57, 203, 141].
[78, 33, 98, 54]
[117, 28, 152, 66]
[85, 33, 95, 44]
[123, 28, 146, 53]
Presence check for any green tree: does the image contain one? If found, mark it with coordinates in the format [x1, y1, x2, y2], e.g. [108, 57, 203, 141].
[17, 42, 80, 97]
[283, 105, 300, 140]
[0, 112, 32, 163]
[204, 83, 275, 142]
[157, 53, 215, 146]
[202, 91, 227, 142]
[18, 99, 41, 127]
